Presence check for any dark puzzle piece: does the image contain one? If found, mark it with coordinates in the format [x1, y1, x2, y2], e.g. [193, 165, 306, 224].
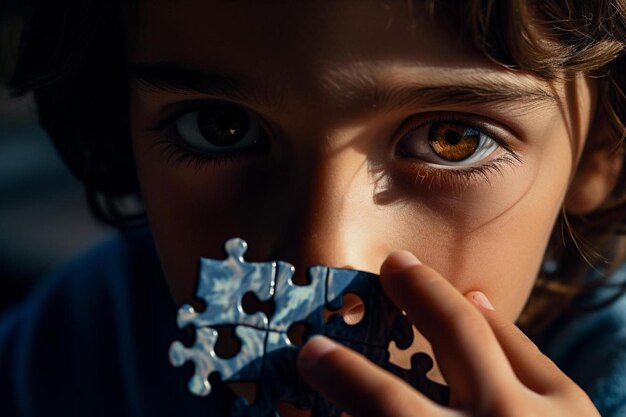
[231, 336, 450, 417]
[298, 340, 449, 417]
[358, 342, 449, 406]
[313, 340, 450, 416]
[231, 331, 316, 417]
[325, 268, 414, 351]
[170, 238, 450, 416]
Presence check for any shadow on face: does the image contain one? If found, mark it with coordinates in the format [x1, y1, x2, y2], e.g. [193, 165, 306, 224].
[128, 0, 596, 327]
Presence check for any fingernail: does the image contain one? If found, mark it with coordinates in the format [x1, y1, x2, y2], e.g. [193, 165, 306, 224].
[382, 250, 422, 273]
[471, 291, 495, 311]
[298, 335, 338, 370]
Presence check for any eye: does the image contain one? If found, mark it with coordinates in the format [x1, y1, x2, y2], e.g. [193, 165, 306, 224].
[174, 102, 268, 154]
[396, 120, 499, 166]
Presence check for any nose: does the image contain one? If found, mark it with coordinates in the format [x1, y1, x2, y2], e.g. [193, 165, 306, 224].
[268, 137, 389, 279]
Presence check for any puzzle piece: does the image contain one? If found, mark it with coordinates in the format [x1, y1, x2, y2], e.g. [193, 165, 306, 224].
[329, 340, 449, 408]
[268, 263, 327, 336]
[286, 340, 449, 417]
[170, 238, 450, 416]
[169, 325, 266, 396]
[325, 268, 414, 350]
[176, 238, 276, 330]
[232, 331, 315, 417]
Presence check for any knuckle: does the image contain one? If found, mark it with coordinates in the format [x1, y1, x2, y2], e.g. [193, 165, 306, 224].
[552, 375, 587, 397]
[531, 353, 574, 394]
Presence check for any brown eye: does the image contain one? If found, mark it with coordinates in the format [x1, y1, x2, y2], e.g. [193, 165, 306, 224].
[396, 119, 499, 166]
[428, 122, 480, 162]
[175, 102, 268, 153]
[196, 105, 250, 147]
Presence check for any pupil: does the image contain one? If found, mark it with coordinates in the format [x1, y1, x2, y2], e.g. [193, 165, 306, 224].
[198, 106, 249, 147]
[216, 115, 234, 130]
[427, 122, 480, 162]
[444, 130, 461, 145]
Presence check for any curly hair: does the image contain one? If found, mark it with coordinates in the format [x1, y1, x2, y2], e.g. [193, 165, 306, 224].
[7, 0, 626, 335]
[436, 0, 626, 334]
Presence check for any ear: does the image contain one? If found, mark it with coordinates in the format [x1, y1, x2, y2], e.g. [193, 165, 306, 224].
[565, 147, 623, 215]
[564, 106, 624, 215]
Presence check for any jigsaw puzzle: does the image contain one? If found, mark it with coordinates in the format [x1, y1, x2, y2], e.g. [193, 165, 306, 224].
[169, 238, 449, 416]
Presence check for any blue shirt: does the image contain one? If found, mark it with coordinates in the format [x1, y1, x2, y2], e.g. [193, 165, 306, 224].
[537, 267, 626, 417]
[0, 228, 234, 417]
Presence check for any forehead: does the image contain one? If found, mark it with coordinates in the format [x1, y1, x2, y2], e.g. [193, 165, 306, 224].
[130, 0, 491, 78]
[128, 0, 562, 124]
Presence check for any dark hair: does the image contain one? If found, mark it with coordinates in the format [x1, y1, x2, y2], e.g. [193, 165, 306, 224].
[8, 0, 139, 225]
[7, 0, 626, 334]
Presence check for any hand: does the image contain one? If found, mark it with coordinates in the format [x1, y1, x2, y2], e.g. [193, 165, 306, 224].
[297, 251, 601, 417]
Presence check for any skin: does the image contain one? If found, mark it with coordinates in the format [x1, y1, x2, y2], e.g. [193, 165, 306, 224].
[128, 1, 608, 415]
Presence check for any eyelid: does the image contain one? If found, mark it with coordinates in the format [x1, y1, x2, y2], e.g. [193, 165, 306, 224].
[147, 99, 215, 134]
[147, 98, 275, 138]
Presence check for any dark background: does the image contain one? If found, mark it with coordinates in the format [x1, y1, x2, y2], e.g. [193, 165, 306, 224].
[0, 1, 111, 313]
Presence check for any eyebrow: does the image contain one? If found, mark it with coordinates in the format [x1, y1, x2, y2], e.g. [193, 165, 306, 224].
[129, 62, 557, 115]
[130, 63, 257, 101]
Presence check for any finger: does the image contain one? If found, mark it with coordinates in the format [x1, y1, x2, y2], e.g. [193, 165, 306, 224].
[467, 291, 574, 395]
[297, 335, 450, 417]
[380, 251, 519, 408]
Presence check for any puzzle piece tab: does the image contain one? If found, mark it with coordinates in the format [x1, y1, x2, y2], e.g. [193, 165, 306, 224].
[268, 263, 327, 336]
[176, 238, 276, 331]
[325, 268, 414, 350]
[169, 325, 266, 396]
[338, 340, 449, 407]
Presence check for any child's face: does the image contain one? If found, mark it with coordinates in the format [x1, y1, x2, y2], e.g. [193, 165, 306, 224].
[129, 1, 594, 347]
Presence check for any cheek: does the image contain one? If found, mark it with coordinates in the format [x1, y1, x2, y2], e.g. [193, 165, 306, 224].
[132, 119, 278, 302]
[395, 132, 574, 320]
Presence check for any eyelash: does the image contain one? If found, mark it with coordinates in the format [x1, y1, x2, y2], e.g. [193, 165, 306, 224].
[393, 115, 522, 190]
[400, 154, 521, 191]
[146, 106, 522, 186]
[146, 102, 265, 171]
[152, 138, 241, 171]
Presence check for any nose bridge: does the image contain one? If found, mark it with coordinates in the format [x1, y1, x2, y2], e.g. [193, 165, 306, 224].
[273, 136, 384, 277]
